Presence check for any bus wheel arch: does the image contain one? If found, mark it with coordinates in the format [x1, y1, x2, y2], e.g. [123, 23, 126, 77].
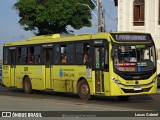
[22, 75, 33, 94]
[77, 78, 91, 100]
[77, 77, 86, 93]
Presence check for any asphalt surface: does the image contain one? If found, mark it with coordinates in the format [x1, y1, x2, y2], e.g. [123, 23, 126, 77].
[0, 86, 160, 111]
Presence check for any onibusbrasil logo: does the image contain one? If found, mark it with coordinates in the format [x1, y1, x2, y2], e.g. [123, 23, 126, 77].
[1, 112, 42, 117]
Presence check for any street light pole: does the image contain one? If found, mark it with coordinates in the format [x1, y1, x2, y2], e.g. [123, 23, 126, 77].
[78, 0, 105, 33]
[90, 0, 98, 9]
[77, 3, 98, 19]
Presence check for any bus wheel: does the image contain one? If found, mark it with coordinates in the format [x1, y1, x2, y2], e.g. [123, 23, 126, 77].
[118, 96, 130, 101]
[78, 79, 91, 101]
[23, 77, 33, 94]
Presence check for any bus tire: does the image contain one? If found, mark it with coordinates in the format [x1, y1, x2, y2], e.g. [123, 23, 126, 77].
[118, 96, 130, 101]
[78, 79, 91, 101]
[23, 77, 33, 94]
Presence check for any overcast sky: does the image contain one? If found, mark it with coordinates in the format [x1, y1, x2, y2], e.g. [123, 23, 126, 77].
[0, 0, 117, 59]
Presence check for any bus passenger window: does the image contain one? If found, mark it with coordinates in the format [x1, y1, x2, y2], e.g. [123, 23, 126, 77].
[75, 43, 90, 64]
[66, 44, 74, 64]
[34, 46, 41, 64]
[27, 46, 41, 64]
[21, 47, 27, 64]
[17, 48, 21, 63]
[83, 43, 90, 64]
[76, 43, 84, 64]
[36, 55, 40, 63]
[60, 45, 66, 64]
[3, 47, 9, 64]
[29, 47, 34, 63]
[54, 44, 60, 64]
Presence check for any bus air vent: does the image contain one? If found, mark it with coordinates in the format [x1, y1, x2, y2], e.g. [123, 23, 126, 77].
[27, 34, 74, 41]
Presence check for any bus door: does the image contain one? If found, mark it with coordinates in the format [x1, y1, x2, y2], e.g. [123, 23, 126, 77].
[9, 49, 16, 87]
[43, 49, 53, 89]
[94, 46, 109, 94]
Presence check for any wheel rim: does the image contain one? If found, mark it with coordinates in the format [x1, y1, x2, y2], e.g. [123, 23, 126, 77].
[24, 80, 29, 92]
[80, 84, 89, 96]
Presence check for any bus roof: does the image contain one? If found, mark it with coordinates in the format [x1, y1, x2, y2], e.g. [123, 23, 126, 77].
[4, 33, 111, 46]
[3, 32, 152, 46]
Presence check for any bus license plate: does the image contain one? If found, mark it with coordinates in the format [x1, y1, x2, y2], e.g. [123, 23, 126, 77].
[134, 86, 142, 91]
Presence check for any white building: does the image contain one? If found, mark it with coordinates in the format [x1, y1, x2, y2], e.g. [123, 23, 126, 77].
[114, 0, 160, 73]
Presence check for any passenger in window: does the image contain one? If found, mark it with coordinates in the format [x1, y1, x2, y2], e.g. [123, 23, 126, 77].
[37, 55, 40, 63]
[29, 57, 33, 63]
[124, 54, 129, 62]
[29, 50, 33, 63]
[61, 54, 67, 64]
[83, 52, 89, 63]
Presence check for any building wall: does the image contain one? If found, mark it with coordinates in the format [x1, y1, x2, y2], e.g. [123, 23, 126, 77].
[118, 0, 160, 73]
[118, 0, 160, 37]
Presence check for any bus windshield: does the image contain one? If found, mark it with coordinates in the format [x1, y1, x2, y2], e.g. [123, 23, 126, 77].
[113, 44, 156, 72]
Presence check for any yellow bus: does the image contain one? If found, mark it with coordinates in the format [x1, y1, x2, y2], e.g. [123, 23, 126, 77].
[2, 32, 157, 100]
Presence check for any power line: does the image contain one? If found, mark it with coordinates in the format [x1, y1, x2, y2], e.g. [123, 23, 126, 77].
[89, 0, 118, 32]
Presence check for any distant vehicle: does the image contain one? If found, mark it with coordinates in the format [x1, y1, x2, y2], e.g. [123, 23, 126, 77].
[157, 73, 160, 87]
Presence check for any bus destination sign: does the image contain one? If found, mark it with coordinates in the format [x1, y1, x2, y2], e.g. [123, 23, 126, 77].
[112, 34, 152, 42]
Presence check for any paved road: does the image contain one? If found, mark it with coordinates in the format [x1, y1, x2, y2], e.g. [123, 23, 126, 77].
[0, 86, 160, 111]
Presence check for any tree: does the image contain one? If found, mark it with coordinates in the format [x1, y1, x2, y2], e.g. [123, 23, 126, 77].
[14, 0, 95, 35]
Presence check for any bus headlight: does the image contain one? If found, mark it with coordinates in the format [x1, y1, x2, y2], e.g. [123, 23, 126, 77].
[111, 76, 121, 85]
[152, 77, 157, 83]
[148, 77, 157, 86]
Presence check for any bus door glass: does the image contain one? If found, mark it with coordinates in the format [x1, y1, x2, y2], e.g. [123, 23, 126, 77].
[94, 44, 109, 94]
[43, 48, 53, 89]
[9, 48, 16, 86]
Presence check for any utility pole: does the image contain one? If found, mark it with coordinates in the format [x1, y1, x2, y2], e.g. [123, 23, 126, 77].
[102, 9, 106, 32]
[98, 0, 101, 32]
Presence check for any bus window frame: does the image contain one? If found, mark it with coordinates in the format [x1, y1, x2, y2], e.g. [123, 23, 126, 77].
[53, 40, 92, 66]
[53, 43, 61, 64]
[66, 43, 75, 64]
[20, 46, 28, 64]
[15, 45, 42, 65]
[75, 41, 91, 66]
